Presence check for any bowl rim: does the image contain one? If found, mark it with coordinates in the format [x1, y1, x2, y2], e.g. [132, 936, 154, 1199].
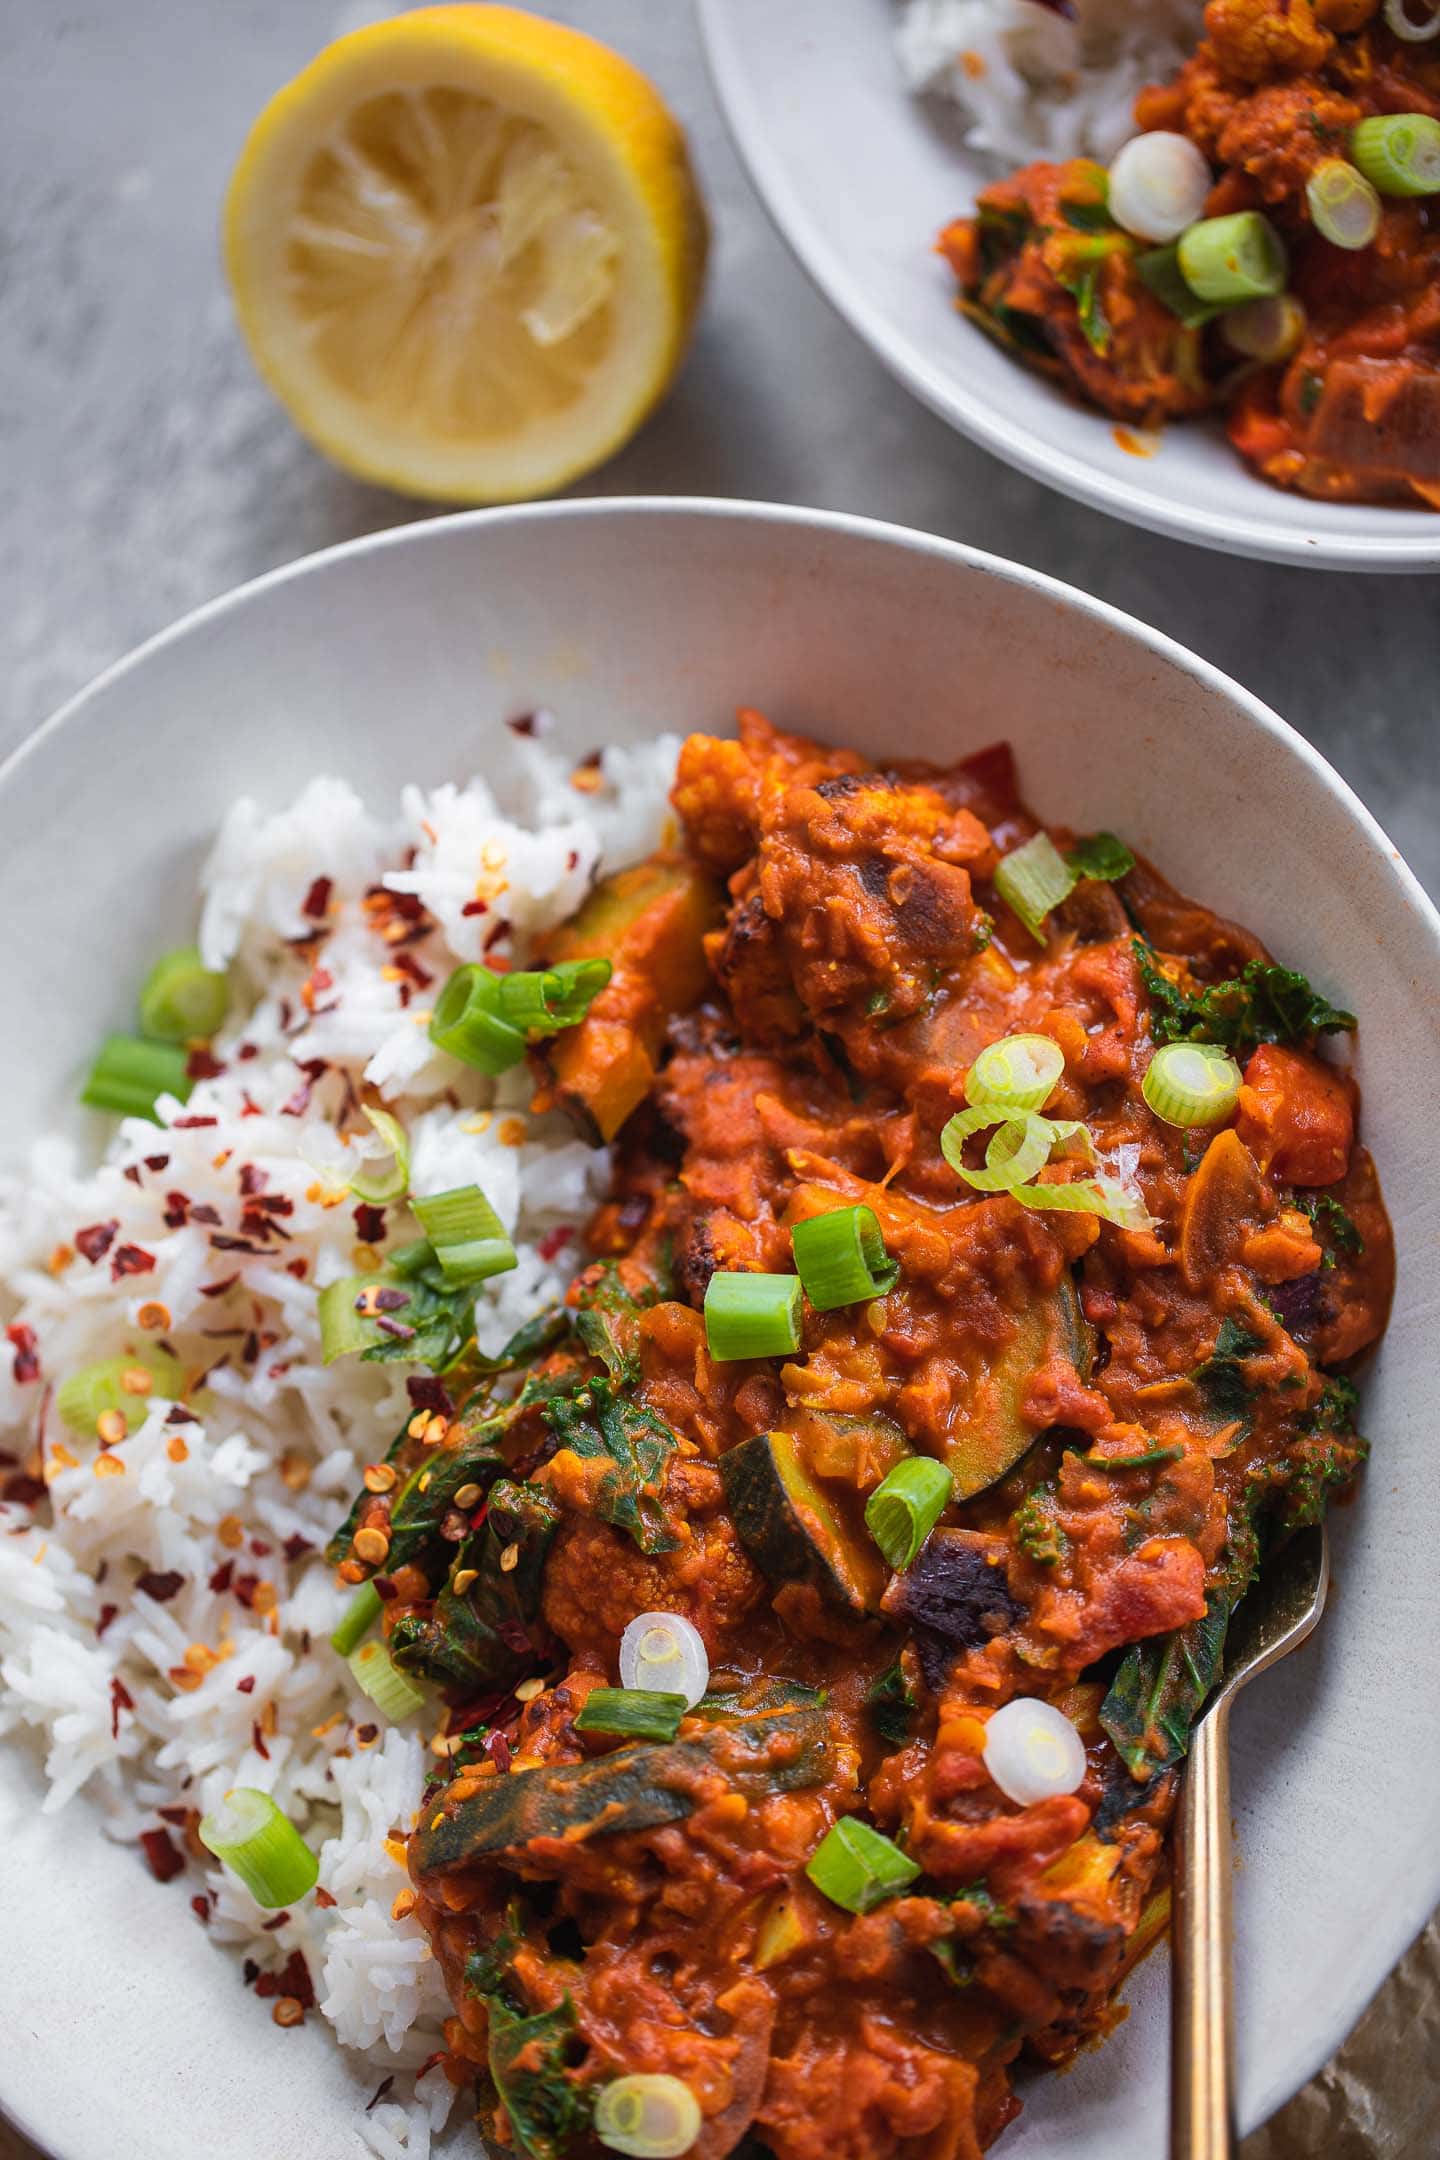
[4, 495, 1439, 2155]
[696, 0, 1440, 574]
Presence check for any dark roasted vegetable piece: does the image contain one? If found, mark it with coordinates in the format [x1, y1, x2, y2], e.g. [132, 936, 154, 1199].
[882, 1530, 1023, 1692]
[720, 1427, 888, 1616]
[865, 1659, 917, 1749]
[541, 1378, 679, 1555]
[487, 1995, 591, 2160]
[388, 1479, 558, 1692]
[944, 1273, 1093, 1501]
[412, 1704, 833, 1879]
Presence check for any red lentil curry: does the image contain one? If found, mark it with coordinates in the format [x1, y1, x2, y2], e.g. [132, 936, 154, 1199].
[330, 714, 1392, 2160]
[940, 0, 1440, 505]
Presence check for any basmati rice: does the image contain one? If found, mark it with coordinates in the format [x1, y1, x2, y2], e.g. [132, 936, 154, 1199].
[0, 726, 681, 2155]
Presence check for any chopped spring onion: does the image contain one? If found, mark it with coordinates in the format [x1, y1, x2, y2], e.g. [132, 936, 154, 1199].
[940, 1106, 1053, 1194]
[619, 1610, 710, 1706]
[347, 1104, 410, 1206]
[993, 833, 1076, 942]
[965, 1033, 1065, 1115]
[1306, 160, 1381, 249]
[1012, 1175, 1155, 1232]
[575, 1687, 688, 1743]
[495, 958, 613, 1034]
[594, 2074, 702, 2160]
[55, 1350, 187, 1438]
[982, 1698, 1088, 1807]
[1222, 293, 1307, 361]
[429, 965, 526, 1074]
[138, 945, 229, 1043]
[330, 1580, 383, 1657]
[1077, 1444, 1185, 1472]
[347, 1638, 427, 1721]
[316, 1274, 384, 1364]
[1142, 1042, 1243, 1127]
[412, 1185, 517, 1285]
[865, 1456, 953, 1571]
[703, 1272, 802, 1362]
[81, 1033, 192, 1120]
[429, 959, 613, 1074]
[1382, 0, 1440, 43]
[1351, 109, 1440, 192]
[1177, 211, 1287, 304]
[1136, 243, 1220, 328]
[805, 1815, 921, 1914]
[791, 1204, 899, 1311]
[1107, 131, 1211, 243]
[198, 1787, 319, 1908]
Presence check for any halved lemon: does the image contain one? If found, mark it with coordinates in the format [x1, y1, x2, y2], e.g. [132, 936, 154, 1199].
[224, 5, 709, 502]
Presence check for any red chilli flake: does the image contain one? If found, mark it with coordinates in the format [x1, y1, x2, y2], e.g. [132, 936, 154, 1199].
[460, 898, 488, 918]
[96, 1603, 119, 1639]
[486, 1731, 513, 1773]
[282, 1533, 314, 1563]
[365, 2076, 396, 2113]
[238, 1163, 269, 1196]
[200, 1274, 240, 1299]
[140, 1828, 186, 1883]
[406, 1374, 455, 1417]
[110, 1245, 156, 1281]
[236, 1674, 256, 1695]
[314, 1886, 337, 1910]
[261, 1910, 290, 1933]
[76, 1220, 119, 1265]
[482, 918, 510, 955]
[302, 875, 333, 921]
[122, 1165, 143, 1186]
[353, 1202, 386, 1243]
[110, 1676, 135, 1740]
[286, 1258, 308, 1280]
[156, 1805, 190, 1826]
[253, 1950, 315, 2009]
[164, 1405, 199, 1427]
[208, 1560, 235, 1595]
[189, 1203, 222, 1227]
[536, 1225, 573, 1265]
[281, 1058, 329, 1118]
[135, 1570, 185, 1603]
[186, 1049, 225, 1082]
[252, 1721, 270, 1762]
[163, 1193, 191, 1228]
[171, 1115, 219, 1129]
[144, 1153, 170, 1172]
[3, 1473, 47, 1507]
[7, 1324, 40, 1384]
[191, 1893, 213, 1925]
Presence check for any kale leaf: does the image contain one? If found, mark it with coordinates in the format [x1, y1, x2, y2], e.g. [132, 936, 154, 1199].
[1100, 1593, 1233, 1782]
[1014, 1484, 1069, 1567]
[389, 1478, 558, 1692]
[1132, 940, 1356, 1058]
[1296, 1192, 1364, 1265]
[1189, 1317, 1264, 1425]
[1067, 832, 1135, 883]
[865, 1659, 917, 1749]
[542, 1378, 680, 1554]
[487, 1996, 591, 2160]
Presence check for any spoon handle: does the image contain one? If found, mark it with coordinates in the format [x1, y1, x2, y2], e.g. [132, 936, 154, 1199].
[1170, 1697, 1239, 2160]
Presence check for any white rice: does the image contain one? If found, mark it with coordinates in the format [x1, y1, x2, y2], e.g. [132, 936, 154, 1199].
[0, 724, 681, 2155]
[894, 0, 1203, 167]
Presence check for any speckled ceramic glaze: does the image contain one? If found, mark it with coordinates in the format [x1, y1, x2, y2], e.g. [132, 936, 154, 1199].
[698, 0, 1440, 572]
[1, 502, 1436, 2160]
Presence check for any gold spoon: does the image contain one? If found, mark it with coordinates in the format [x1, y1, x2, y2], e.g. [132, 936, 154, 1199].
[1170, 1523, 1330, 2160]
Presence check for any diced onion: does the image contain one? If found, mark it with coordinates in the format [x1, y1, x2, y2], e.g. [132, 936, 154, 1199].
[1382, 0, 1440, 43]
[1107, 132, 1212, 243]
[138, 945, 230, 1043]
[983, 1698, 1088, 1807]
[993, 833, 1076, 942]
[1352, 108, 1440, 190]
[865, 1457, 953, 1571]
[595, 2075, 703, 2159]
[1177, 211, 1287, 303]
[804, 1815, 921, 1914]
[791, 1204, 899, 1310]
[1222, 293, 1307, 361]
[703, 1271, 802, 1361]
[1142, 1042, 1243, 1127]
[198, 1787, 319, 1908]
[347, 1639, 427, 1721]
[1306, 160, 1381, 249]
[619, 1611, 710, 1706]
[412, 1184, 516, 1285]
[347, 1105, 410, 1205]
[965, 1033, 1065, 1115]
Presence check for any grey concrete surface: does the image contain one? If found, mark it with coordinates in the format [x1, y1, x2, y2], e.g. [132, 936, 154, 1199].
[1, 5, 1437, 2159]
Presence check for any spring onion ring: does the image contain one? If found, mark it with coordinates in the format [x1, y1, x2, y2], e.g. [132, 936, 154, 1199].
[1107, 131, 1211, 243]
[1382, 0, 1440, 43]
[347, 1639, 427, 1721]
[619, 1612, 710, 1706]
[138, 946, 230, 1043]
[1222, 293, 1307, 361]
[791, 1204, 900, 1311]
[1142, 1042, 1243, 1127]
[574, 1688, 688, 1743]
[1351, 109, 1440, 191]
[993, 833, 1076, 942]
[703, 1271, 803, 1361]
[198, 1788, 320, 1908]
[940, 1107, 1053, 1193]
[964, 1033, 1065, 1114]
[805, 1816, 921, 1914]
[1306, 160, 1381, 249]
[330, 1580, 383, 1657]
[412, 1185, 517, 1285]
[865, 1456, 953, 1571]
[594, 2075, 703, 2159]
[1177, 211, 1287, 303]
[81, 1034, 192, 1120]
[346, 1104, 411, 1205]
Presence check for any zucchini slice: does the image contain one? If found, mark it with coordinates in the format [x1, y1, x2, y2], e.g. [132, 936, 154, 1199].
[412, 1703, 831, 1881]
[720, 1428, 888, 1616]
[943, 1272, 1093, 1502]
[534, 855, 723, 1142]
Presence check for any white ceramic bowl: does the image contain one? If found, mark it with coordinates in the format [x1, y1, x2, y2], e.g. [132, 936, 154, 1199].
[1, 500, 1437, 2160]
[698, 0, 1440, 572]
